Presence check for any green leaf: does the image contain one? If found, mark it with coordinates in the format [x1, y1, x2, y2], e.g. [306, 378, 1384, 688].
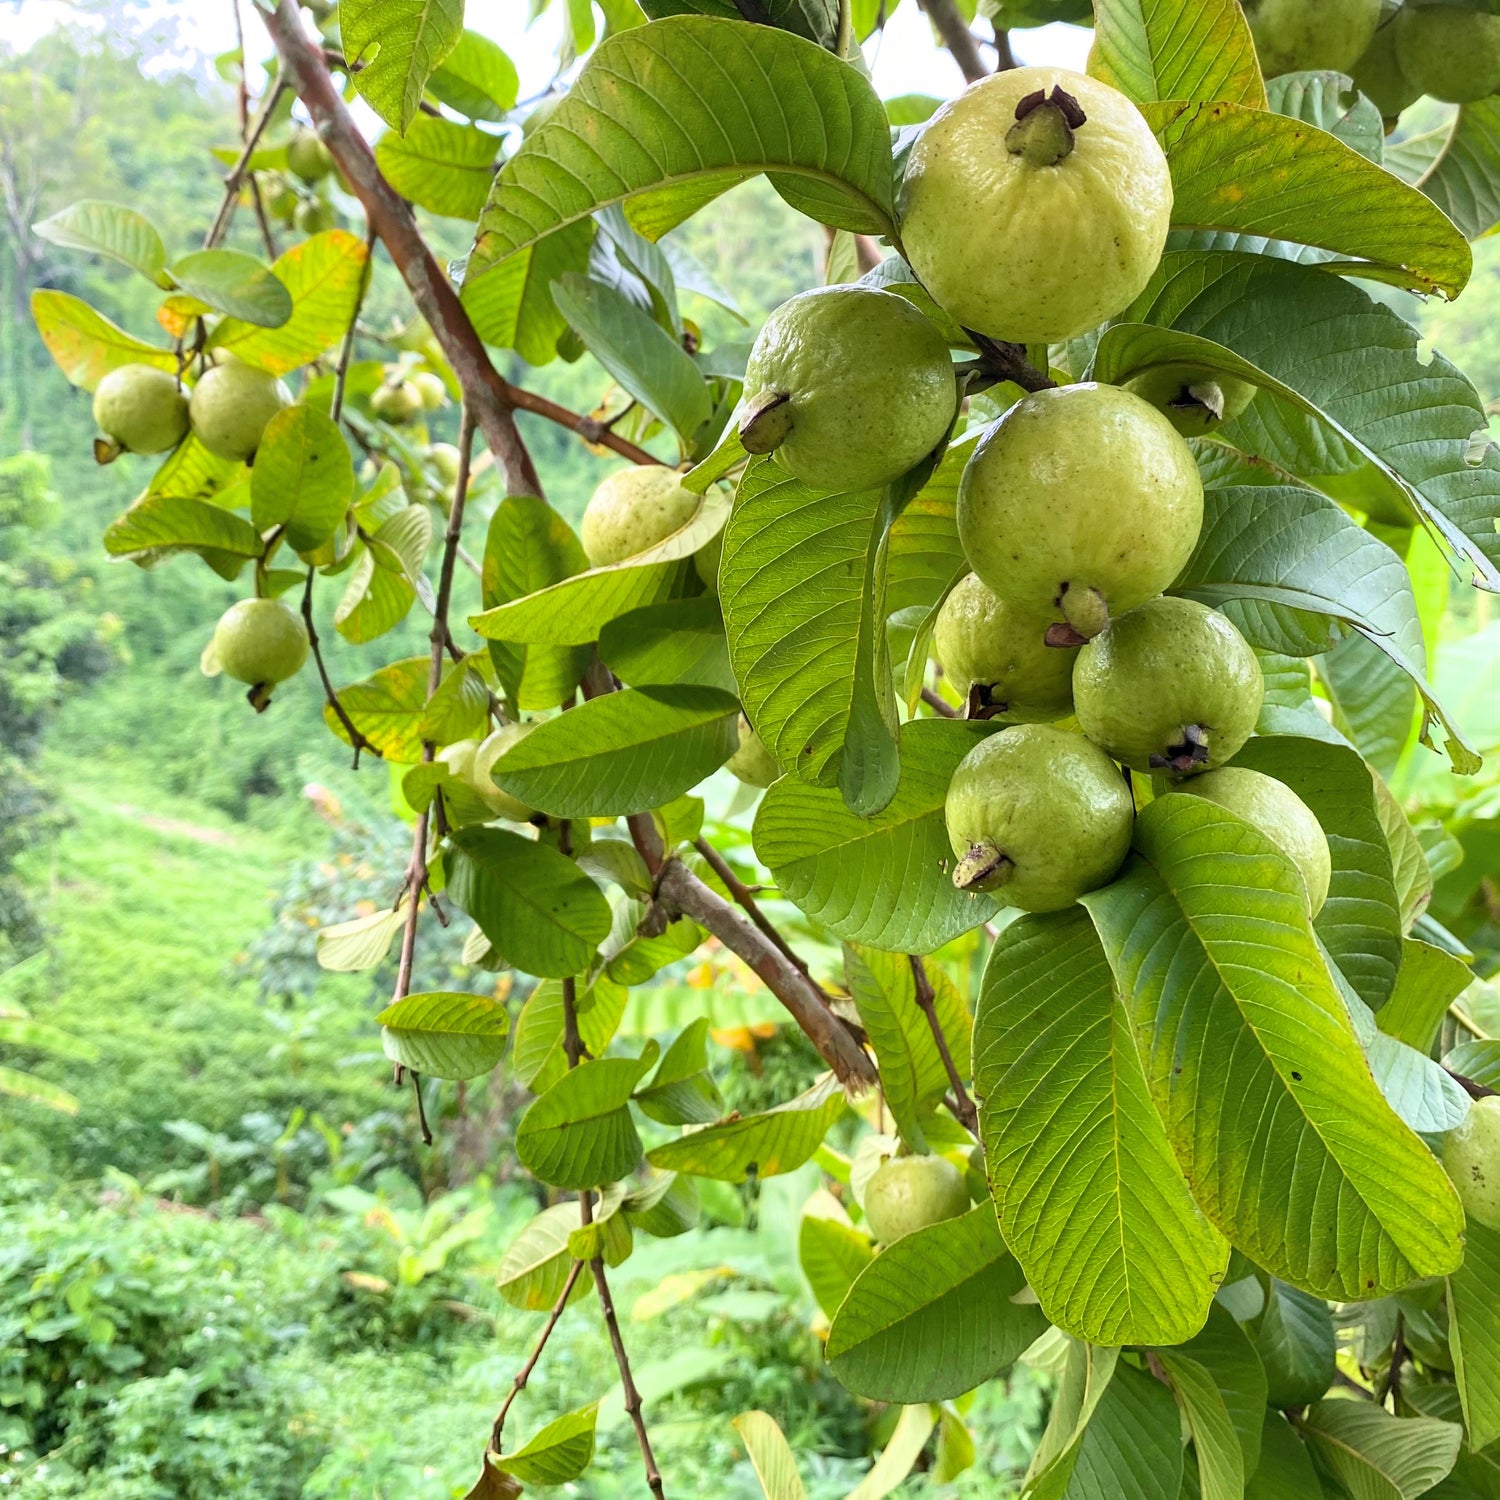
[250, 404, 353, 552]
[1303, 1400, 1461, 1500]
[375, 116, 498, 220]
[1372, 775, 1433, 932]
[418, 661, 489, 747]
[883, 432, 971, 618]
[634, 1017, 723, 1126]
[1320, 633, 1417, 781]
[721, 457, 898, 814]
[1021, 1343, 1121, 1498]
[169, 249, 292, 327]
[1255, 651, 1347, 746]
[496, 1203, 593, 1310]
[0, 1067, 81, 1115]
[1143, 102, 1469, 298]
[1246, 1412, 1323, 1500]
[826, 1204, 1047, 1404]
[1412, 99, 1500, 241]
[341, 0, 463, 133]
[1266, 71, 1384, 162]
[515, 1046, 658, 1190]
[598, 596, 735, 692]
[734, 1411, 808, 1500]
[552, 274, 711, 444]
[623, 1170, 699, 1237]
[32, 199, 169, 283]
[1252, 1279, 1337, 1409]
[1451, 1219, 1500, 1451]
[31, 289, 177, 391]
[323, 657, 429, 760]
[463, 219, 594, 362]
[376, 991, 510, 1079]
[489, 685, 738, 818]
[1446, 1040, 1500, 1091]
[445, 827, 614, 980]
[0, 1018, 97, 1062]
[1379, 940, 1473, 1053]
[974, 908, 1228, 1347]
[844, 945, 969, 1154]
[647, 1072, 845, 1182]
[753, 718, 1000, 954]
[845, 1405, 939, 1500]
[335, 546, 417, 645]
[798, 1194, 874, 1320]
[426, 29, 519, 121]
[1082, 795, 1465, 1299]
[316, 901, 410, 972]
[104, 493, 263, 569]
[464, 16, 895, 308]
[1090, 0, 1264, 109]
[492, 1404, 598, 1486]
[513, 977, 629, 1094]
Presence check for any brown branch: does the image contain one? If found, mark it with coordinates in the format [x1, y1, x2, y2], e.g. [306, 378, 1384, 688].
[505, 384, 660, 468]
[330, 219, 378, 425]
[1378, 1316, 1406, 1407]
[968, 329, 1056, 395]
[1447, 1068, 1500, 1101]
[920, 685, 957, 718]
[489, 1258, 586, 1454]
[910, 955, 976, 1134]
[693, 838, 819, 986]
[992, 26, 1016, 70]
[917, 0, 988, 83]
[588, 1251, 665, 1498]
[204, 76, 287, 249]
[301, 569, 379, 767]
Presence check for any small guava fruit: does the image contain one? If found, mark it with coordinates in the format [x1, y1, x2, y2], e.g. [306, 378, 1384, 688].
[1444, 1096, 1500, 1230]
[739, 285, 957, 493]
[934, 572, 1076, 722]
[944, 723, 1134, 912]
[580, 465, 699, 568]
[862, 1155, 971, 1244]
[1352, 21, 1422, 124]
[899, 67, 1173, 344]
[429, 443, 462, 487]
[261, 172, 299, 224]
[1181, 767, 1331, 916]
[210, 597, 309, 687]
[287, 126, 335, 183]
[957, 383, 1204, 641]
[1242, 0, 1381, 76]
[473, 722, 538, 822]
[412, 371, 448, 410]
[188, 359, 293, 462]
[92, 364, 189, 455]
[294, 197, 335, 235]
[725, 714, 780, 789]
[1073, 597, 1264, 774]
[371, 379, 422, 425]
[1395, 4, 1500, 104]
[1121, 362, 1258, 439]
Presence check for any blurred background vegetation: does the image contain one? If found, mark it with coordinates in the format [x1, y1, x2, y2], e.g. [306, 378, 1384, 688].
[3, 6, 1500, 1497]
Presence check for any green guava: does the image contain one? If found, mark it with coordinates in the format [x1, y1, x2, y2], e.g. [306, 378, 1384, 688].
[862, 1154, 971, 1244]
[294, 197, 335, 235]
[580, 465, 700, 568]
[260, 172, 300, 224]
[933, 572, 1076, 722]
[1395, 4, 1500, 104]
[1121, 362, 1258, 438]
[412, 372, 448, 410]
[1073, 597, 1263, 774]
[1444, 1096, 1500, 1231]
[371, 379, 422, 425]
[956, 383, 1204, 640]
[1243, 0, 1381, 76]
[1181, 766, 1331, 915]
[724, 714, 780, 789]
[899, 67, 1173, 344]
[1352, 20, 1422, 123]
[944, 723, 1134, 911]
[287, 126, 335, 183]
[92, 364, 189, 454]
[694, 528, 723, 595]
[473, 722, 538, 822]
[188, 360, 292, 461]
[739, 285, 957, 492]
[210, 597, 309, 686]
[429, 443, 462, 487]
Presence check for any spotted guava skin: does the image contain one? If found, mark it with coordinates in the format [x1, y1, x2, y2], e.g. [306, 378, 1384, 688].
[1443, 1096, 1500, 1231]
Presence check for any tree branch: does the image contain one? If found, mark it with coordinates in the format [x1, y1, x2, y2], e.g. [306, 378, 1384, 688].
[301, 569, 379, 768]
[910, 955, 976, 1134]
[204, 76, 287, 250]
[920, 685, 956, 718]
[488, 1258, 585, 1455]
[1447, 1068, 1500, 1101]
[692, 837, 820, 986]
[917, 0, 988, 83]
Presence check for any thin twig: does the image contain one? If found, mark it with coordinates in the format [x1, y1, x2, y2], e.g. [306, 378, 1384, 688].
[1446, 1068, 1500, 1101]
[1450, 1004, 1491, 1040]
[204, 77, 288, 249]
[411, 1071, 433, 1145]
[693, 837, 819, 986]
[1378, 1316, 1407, 1407]
[992, 25, 1016, 70]
[968, 329, 1056, 395]
[920, 686, 957, 718]
[301, 569, 379, 767]
[247, 174, 280, 261]
[330, 219, 378, 425]
[916, 0, 988, 82]
[489, 1259, 586, 1454]
[910, 955, 977, 1134]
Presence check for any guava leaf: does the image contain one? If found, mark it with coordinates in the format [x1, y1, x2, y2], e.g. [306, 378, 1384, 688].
[462, 219, 594, 361]
[598, 596, 736, 692]
[426, 29, 518, 121]
[31, 290, 177, 391]
[496, 1203, 595, 1310]
[341, 0, 463, 134]
[1411, 97, 1500, 240]
[104, 494, 263, 570]
[377, 991, 509, 1079]
[491, 1405, 598, 1486]
[169, 249, 291, 327]
[32, 199, 169, 284]
[1090, 0, 1264, 110]
[1251, 1280, 1336, 1410]
[1266, 70, 1384, 162]
[798, 1197, 874, 1320]
[374, 116, 499, 220]
[1450, 1219, 1500, 1451]
[250, 404, 353, 553]
[733, 1412, 808, 1500]
[1301, 1401, 1461, 1500]
[514, 1046, 658, 1189]
[1378, 940, 1472, 1052]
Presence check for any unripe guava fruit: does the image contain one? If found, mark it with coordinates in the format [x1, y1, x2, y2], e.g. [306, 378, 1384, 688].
[371, 379, 422, 425]
[580, 466, 699, 568]
[899, 68, 1172, 344]
[287, 126, 335, 183]
[934, 572, 1076, 722]
[93, 364, 189, 454]
[725, 714, 779, 788]
[1180, 766, 1331, 916]
[294, 197, 335, 235]
[188, 360, 293, 461]
[412, 371, 448, 410]
[473, 722, 538, 821]
[211, 597, 309, 686]
[1352, 21, 1421, 124]
[1073, 597, 1263, 775]
[739, 285, 957, 492]
[1242, 0, 1381, 77]
[261, 172, 300, 224]
[430, 442, 462, 487]
[1445, 1096, 1500, 1230]
[862, 1155, 971, 1244]
[1122, 362, 1258, 438]
[1395, 4, 1500, 104]
[957, 383, 1203, 640]
[945, 723, 1133, 911]
[694, 529, 723, 595]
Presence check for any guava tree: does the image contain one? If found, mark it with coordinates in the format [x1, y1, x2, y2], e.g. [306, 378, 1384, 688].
[29, 0, 1500, 1493]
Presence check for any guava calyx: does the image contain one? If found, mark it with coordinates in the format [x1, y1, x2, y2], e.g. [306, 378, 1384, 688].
[1151, 722, 1212, 774]
[738, 390, 794, 454]
[1006, 86, 1087, 167]
[952, 840, 1013, 892]
[1045, 622, 1090, 649]
[1059, 584, 1110, 640]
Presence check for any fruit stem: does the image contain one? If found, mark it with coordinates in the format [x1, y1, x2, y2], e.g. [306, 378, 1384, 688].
[952, 841, 1013, 892]
[738, 390, 794, 454]
[1006, 86, 1086, 167]
[1059, 584, 1109, 640]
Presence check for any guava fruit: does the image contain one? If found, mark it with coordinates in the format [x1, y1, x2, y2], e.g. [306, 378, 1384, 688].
[371, 379, 422, 425]
[1122, 362, 1258, 438]
[725, 715, 779, 788]
[188, 359, 292, 461]
[739, 285, 957, 492]
[694, 529, 723, 595]
[294, 197, 335, 235]
[261, 172, 300, 224]
[210, 597, 309, 686]
[429, 443, 462, 487]
[862, 1154, 971, 1244]
[1242, 0, 1381, 77]
[1182, 767, 1331, 915]
[933, 572, 1076, 722]
[1395, 4, 1500, 104]
[580, 465, 699, 568]
[1073, 597, 1263, 774]
[287, 126, 335, 183]
[899, 68, 1173, 344]
[473, 722, 538, 822]
[944, 723, 1134, 911]
[1352, 21, 1421, 123]
[412, 371, 448, 410]
[957, 383, 1204, 641]
[92, 364, 189, 454]
[1444, 1096, 1500, 1231]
